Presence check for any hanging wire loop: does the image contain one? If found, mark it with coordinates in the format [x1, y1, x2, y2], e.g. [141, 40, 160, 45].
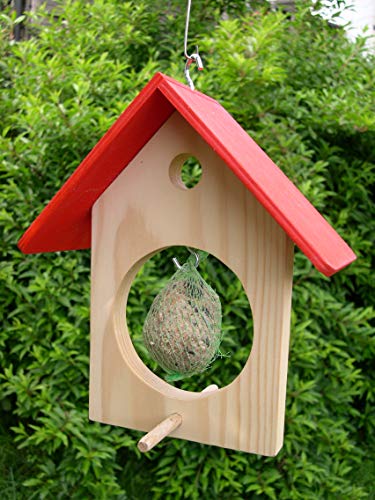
[173, 247, 200, 270]
[184, 0, 203, 90]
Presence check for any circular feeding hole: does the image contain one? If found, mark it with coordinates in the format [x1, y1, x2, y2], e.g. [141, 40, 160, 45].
[126, 247, 253, 392]
[170, 155, 203, 190]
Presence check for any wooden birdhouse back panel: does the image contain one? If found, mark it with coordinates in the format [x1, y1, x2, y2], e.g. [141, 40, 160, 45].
[90, 111, 294, 456]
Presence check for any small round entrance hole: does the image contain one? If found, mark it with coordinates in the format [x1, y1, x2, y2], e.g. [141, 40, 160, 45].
[126, 247, 253, 392]
[170, 155, 202, 190]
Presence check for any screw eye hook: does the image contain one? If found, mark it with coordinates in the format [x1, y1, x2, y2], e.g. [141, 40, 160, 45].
[173, 247, 200, 270]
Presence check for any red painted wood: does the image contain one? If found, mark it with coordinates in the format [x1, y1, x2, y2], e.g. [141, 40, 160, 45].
[18, 72, 356, 276]
[18, 77, 174, 253]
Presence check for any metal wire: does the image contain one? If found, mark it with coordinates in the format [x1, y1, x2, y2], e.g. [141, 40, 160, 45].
[183, 0, 203, 90]
[173, 247, 200, 270]
[184, 0, 193, 60]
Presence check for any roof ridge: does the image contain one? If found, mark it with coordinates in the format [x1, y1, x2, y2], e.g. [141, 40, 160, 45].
[157, 72, 222, 105]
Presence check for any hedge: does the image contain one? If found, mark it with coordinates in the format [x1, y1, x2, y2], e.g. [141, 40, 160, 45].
[0, 1, 374, 498]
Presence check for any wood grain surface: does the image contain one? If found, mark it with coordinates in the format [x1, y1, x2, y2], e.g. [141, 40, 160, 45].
[90, 112, 294, 456]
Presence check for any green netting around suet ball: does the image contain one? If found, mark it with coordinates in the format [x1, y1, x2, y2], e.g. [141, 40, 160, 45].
[142, 250, 222, 381]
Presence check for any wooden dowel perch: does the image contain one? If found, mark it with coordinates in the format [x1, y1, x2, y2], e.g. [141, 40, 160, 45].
[137, 413, 182, 453]
[137, 385, 219, 452]
[201, 384, 219, 393]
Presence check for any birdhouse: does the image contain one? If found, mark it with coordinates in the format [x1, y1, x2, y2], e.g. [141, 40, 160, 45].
[19, 73, 356, 457]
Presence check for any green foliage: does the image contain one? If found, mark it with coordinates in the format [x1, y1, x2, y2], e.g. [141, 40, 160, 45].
[1, 0, 374, 498]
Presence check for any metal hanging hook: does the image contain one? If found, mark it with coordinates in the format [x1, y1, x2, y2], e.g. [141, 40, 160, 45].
[183, 0, 203, 90]
[173, 247, 200, 270]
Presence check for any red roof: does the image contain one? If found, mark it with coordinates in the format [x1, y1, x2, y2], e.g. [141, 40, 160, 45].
[18, 72, 356, 276]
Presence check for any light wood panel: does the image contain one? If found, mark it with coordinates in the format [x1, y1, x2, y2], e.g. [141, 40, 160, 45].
[90, 111, 294, 456]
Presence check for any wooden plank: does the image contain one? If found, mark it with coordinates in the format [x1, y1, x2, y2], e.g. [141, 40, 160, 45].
[159, 77, 356, 276]
[18, 75, 174, 253]
[90, 112, 294, 456]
